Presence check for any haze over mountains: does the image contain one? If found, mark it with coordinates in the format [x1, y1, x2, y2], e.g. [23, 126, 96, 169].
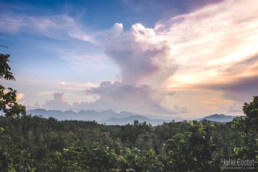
[27, 109, 238, 125]
[27, 109, 174, 125]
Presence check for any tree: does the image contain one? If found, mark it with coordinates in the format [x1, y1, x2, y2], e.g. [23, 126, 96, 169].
[232, 96, 258, 161]
[161, 121, 219, 171]
[0, 53, 26, 170]
[0, 53, 26, 117]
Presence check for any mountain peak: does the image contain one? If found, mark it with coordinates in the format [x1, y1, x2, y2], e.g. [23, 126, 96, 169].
[202, 114, 237, 123]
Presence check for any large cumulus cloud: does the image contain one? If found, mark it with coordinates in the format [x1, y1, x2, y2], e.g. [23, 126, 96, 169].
[83, 23, 180, 115]
[105, 23, 175, 85]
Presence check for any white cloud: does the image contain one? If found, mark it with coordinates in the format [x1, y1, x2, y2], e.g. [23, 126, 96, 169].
[106, 23, 175, 86]
[59, 81, 100, 91]
[82, 23, 179, 115]
[0, 12, 96, 44]
[43, 92, 71, 110]
[57, 50, 110, 71]
[85, 81, 172, 114]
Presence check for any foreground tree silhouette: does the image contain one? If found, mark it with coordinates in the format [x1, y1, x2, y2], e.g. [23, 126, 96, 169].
[0, 53, 26, 171]
[0, 53, 26, 117]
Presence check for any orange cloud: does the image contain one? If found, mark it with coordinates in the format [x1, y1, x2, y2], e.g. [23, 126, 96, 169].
[155, 0, 258, 90]
[16, 93, 25, 101]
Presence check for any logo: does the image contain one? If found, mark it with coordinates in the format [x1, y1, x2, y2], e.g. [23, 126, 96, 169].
[221, 158, 256, 170]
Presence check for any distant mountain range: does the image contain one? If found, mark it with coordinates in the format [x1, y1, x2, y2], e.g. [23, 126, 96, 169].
[27, 109, 238, 125]
[27, 109, 130, 121]
[27, 109, 172, 125]
[201, 114, 237, 123]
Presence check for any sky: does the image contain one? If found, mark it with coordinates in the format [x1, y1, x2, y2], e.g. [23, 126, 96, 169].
[1, 0, 258, 119]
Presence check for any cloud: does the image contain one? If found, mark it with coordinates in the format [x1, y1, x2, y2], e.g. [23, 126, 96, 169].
[68, 22, 178, 115]
[85, 81, 171, 114]
[0, 7, 96, 44]
[79, 23, 178, 115]
[170, 105, 188, 114]
[50, 81, 187, 115]
[157, 0, 258, 110]
[228, 102, 243, 113]
[158, 0, 258, 89]
[59, 81, 100, 91]
[106, 23, 175, 86]
[202, 76, 258, 102]
[43, 92, 71, 110]
[16, 93, 25, 101]
[81, 0, 258, 116]
[9, 0, 257, 117]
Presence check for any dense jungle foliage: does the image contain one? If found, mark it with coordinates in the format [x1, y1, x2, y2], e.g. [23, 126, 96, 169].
[0, 53, 257, 171]
[0, 109, 257, 171]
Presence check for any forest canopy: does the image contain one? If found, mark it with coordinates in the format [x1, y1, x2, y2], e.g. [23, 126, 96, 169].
[0, 54, 257, 171]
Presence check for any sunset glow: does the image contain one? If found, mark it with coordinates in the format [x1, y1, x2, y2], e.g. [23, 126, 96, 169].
[1, 0, 257, 118]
